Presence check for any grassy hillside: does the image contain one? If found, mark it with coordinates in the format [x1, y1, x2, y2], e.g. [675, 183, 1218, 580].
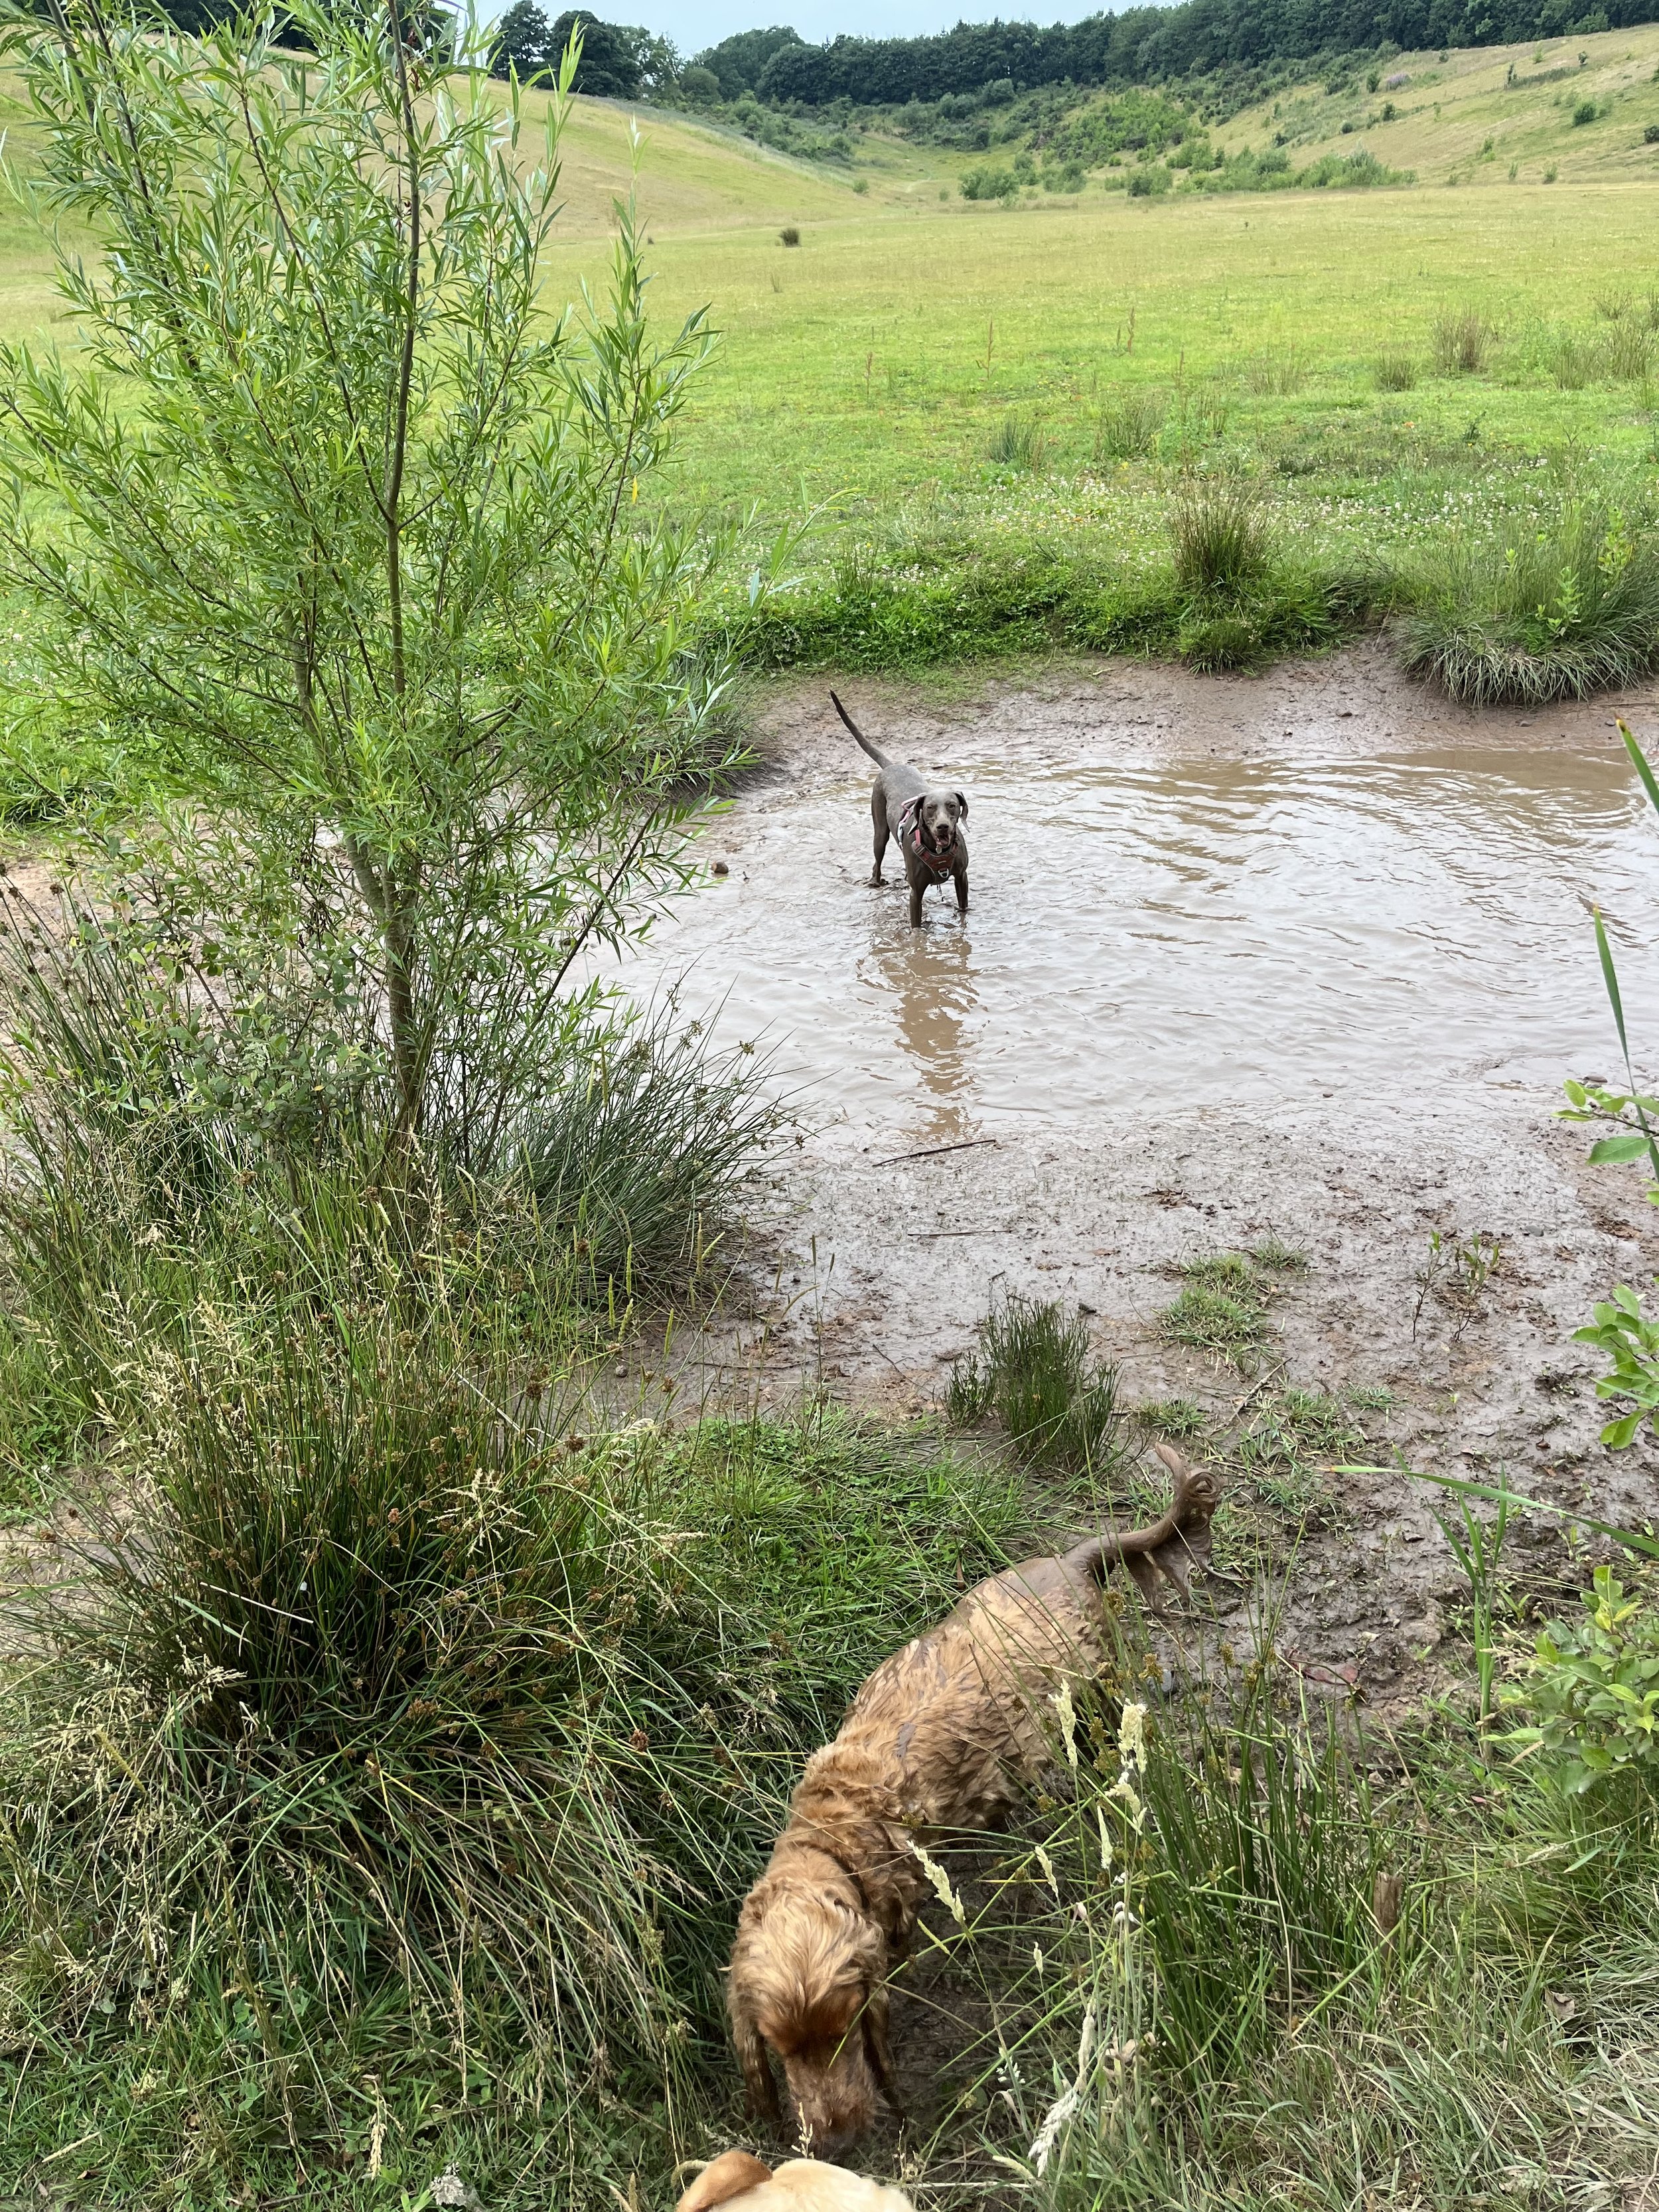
[534, 93, 869, 236]
[1217, 23, 1659, 186]
[6, 43, 1659, 688]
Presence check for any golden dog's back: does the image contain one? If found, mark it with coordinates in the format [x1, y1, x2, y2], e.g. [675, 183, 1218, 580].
[830, 1549, 1106, 1831]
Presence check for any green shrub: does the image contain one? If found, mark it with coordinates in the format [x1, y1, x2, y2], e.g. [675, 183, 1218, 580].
[0, 5, 760, 1169]
[1400, 506, 1659, 703]
[1573, 96, 1599, 123]
[960, 163, 1019, 201]
[1508, 1567, 1659, 1793]
[1126, 165, 1171, 196]
[1171, 482, 1271, 591]
[1572, 1280, 1659, 1445]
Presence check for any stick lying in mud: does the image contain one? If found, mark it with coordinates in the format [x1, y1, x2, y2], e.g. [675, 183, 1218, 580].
[867, 1137, 1000, 1169]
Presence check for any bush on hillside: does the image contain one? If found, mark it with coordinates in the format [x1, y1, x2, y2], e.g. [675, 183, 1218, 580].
[961, 163, 1020, 200]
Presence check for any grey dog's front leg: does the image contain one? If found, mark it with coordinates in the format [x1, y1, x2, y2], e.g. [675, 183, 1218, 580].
[954, 859, 969, 915]
[908, 873, 924, 926]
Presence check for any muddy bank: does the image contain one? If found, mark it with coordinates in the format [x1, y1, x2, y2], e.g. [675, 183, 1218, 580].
[614, 644, 1659, 1708]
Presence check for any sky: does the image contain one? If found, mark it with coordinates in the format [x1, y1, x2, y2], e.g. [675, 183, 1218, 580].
[610, 1, 1106, 65]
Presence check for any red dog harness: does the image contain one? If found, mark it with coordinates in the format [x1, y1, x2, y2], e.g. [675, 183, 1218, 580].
[898, 797, 958, 879]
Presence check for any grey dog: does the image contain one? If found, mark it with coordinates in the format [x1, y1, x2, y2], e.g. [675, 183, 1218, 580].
[830, 692, 968, 928]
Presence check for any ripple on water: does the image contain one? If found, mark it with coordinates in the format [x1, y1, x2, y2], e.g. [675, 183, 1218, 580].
[595, 743, 1659, 1142]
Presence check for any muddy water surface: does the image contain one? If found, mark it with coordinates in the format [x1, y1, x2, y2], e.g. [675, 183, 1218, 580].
[618, 723, 1659, 1145]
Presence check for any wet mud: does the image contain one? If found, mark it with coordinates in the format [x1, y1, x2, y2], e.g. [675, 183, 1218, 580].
[614, 642, 1659, 1710]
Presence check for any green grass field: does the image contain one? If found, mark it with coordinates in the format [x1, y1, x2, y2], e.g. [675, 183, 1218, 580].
[5, 42, 1659, 613]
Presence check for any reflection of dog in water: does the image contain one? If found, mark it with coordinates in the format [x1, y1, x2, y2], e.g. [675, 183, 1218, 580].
[831, 692, 968, 928]
[677, 2150, 912, 2212]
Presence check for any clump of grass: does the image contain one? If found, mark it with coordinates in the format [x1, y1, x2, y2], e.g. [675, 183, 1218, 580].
[1235, 1386, 1362, 1518]
[1161, 1251, 1275, 1365]
[1240, 346, 1307, 396]
[1431, 307, 1496, 374]
[1136, 1395, 1208, 1441]
[1092, 386, 1166, 461]
[1401, 505, 1659, 703]
[1549, 331, 1599, 388]
[515, 997, 784, 1299]
[1170, 481, 1271, 592]
[1374, 349, 1417, 390]
[778, 224, 800, 245]
[1, 1372, 1023, 2198]
[951, 1293, 1125, 1471]
[1603, 317, 1654, 382]
[1250, 1233, 1309, 1273]
[986, 413, 1047, 471]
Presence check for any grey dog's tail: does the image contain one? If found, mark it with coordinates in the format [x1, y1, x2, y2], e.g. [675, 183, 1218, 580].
[1063, 1443, 1220, 1609]
[830, 690, 891, 769]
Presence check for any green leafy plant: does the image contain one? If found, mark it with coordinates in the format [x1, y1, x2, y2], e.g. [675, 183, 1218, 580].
[1508, 1566, 1659, 1793]
[0, 3, 771, 1169]
[960, 163, 1020, 201]
[1434, 1491, 1511, 1754]
[1573, 1285, 1659, 1445]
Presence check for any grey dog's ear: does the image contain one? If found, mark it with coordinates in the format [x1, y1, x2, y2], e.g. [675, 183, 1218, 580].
[955, 791, 968, 817]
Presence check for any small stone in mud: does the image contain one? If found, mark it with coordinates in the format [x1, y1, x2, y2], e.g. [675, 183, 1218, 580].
[711, 859, 730, 877]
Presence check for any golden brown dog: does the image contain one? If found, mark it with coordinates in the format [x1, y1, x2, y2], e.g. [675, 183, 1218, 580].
[726, 1443, 1218, 2155]
[677, 2150, 914, 2212]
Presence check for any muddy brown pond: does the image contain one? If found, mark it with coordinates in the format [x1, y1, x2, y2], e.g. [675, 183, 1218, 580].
[609, 721, 1659, 1142]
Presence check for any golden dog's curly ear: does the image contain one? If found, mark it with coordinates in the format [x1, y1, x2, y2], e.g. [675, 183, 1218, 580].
[863, 1980, 902, 2117]
[728, 1973, 782, 2126]
[677, 2150, 772, 2212]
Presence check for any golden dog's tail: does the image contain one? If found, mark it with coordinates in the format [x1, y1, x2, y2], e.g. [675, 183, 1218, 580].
[830, 690, 892, 769]
[1065, 1443, 1219, 1607]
